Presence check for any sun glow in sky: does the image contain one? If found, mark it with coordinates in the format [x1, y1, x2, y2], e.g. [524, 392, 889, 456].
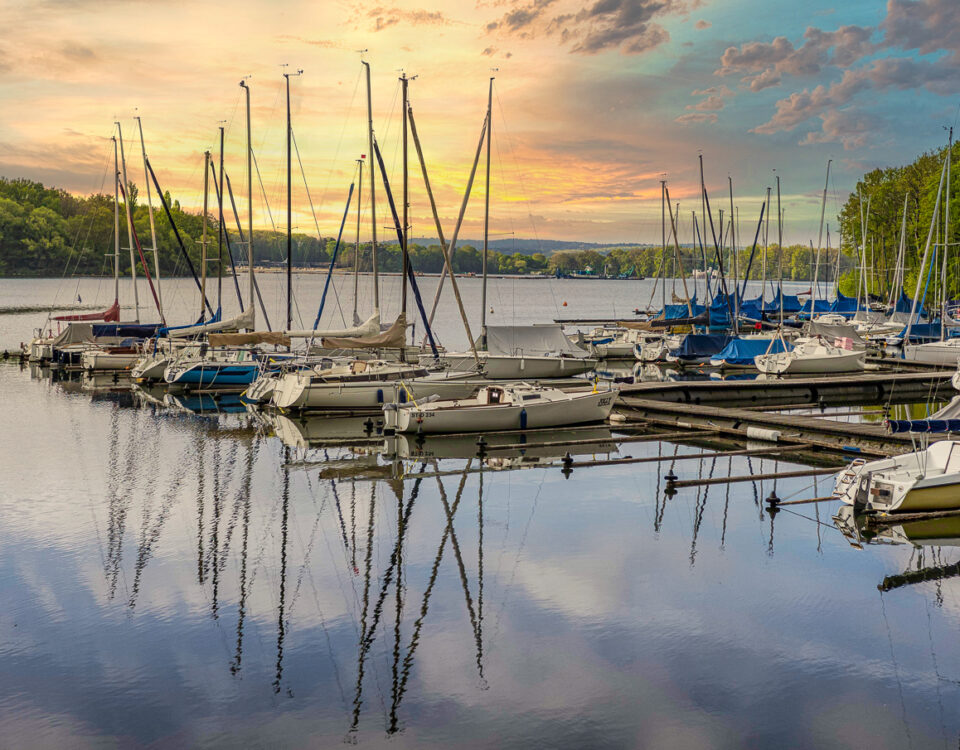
[0, 0, 957, 244]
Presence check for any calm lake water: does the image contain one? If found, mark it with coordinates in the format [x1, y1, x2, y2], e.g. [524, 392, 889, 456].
[1, 276, 959, 749]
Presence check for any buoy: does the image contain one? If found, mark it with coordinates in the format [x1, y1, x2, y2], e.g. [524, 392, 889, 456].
[562, 301, 568, 306]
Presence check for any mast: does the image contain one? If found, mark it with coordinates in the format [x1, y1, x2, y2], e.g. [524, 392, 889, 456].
[362, 60, 379, 311]
[481, 75, 493, 341]
[112, 136, 120, 305]
[284, 68, 302, 331]
[812, 159, 831, 317]
[217, 125, 225, 313]
[906, 154, 949, 343]
[762, 186, 771, 303]
[240, 79, 255, 326]
[116, 122, 141, 322]
[401, 72, 409, 331]
[135, 116, 161, 317]
[728, 176, 738, 333]
[660, 180, 666, 310]
[200, 150, 210, 321]
[354, 157, 363, 325]
[942, 127, 952, 342]
[776, 174, 783, 327]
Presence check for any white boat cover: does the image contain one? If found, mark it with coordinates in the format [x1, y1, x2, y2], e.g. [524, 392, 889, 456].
[284, 311, 380, 339]
[51, 323, 95, 346]
[168, 308, 256, 338]
[483, 324, 590, 358]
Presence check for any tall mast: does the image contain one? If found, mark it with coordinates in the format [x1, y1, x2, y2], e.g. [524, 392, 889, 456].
[942, 127, 952, 342]
[361, 59, 379, 311]
[135, 116, 161, 317]
[762, 186, 771, 302]
[353, 157, 363, 325]
[284, 67, 302, 331]
[113, 136, 120, 305]
[776, 174, 783, 327]
[728, 176, 738, 333]
[217, 125, 225, 313]
[812, 159, 831, 316]
[481, 75, 494, 341]
[116, 121, 141, 322]
[200, 150, 210, 321]
[401, 72, 409, 327]
[240, 79, 255, 325]
[660, 180, 666, 310]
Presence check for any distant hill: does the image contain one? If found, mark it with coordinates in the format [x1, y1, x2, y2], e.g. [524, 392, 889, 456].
[410, 238, 655, 255]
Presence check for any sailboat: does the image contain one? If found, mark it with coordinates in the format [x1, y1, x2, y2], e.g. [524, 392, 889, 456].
[754, 334, 865, 374]
[833, 440, 960, 512]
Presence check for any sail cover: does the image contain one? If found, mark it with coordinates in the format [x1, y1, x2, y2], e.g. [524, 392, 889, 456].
[483, 324, 590, 358]
[167, 308, 255, 338]
[53, 300, 120, 322]
[284, 312, 380, 339]
[672, 334, 730, 360]
[207, 331, 291, 348]
[888, 396, 960, 433]
[321, 313, 406, 350]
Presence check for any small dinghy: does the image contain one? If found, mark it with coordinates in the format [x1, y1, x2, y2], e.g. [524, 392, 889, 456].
[383, 382, 617, 434]
[755, 335, 865, 375]
[833, 440, 960, 513]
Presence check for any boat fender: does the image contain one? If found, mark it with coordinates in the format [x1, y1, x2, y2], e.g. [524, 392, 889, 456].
[377, 389, 384, 404]
[520, 407, 527, 430]
[746, 426, 781, 442]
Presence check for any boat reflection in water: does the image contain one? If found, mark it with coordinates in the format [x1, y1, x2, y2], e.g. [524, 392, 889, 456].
[834, 504, 960, 591]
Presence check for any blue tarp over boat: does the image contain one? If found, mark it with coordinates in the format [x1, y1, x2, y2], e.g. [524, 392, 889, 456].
[892, 288, 926, 318]
[739, 297, 764, 320]
[663, 295, 706, 320]
[829, 291, 859, 316]
[799, 299, 832, 316]
[709, 294, 734, 328]
[763, 288, 802, 314]
[672, 333, 731, 361]
[711, 336, 792, 366]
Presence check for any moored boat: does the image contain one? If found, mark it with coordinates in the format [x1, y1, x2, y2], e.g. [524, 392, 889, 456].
[383, 382, 617, 434]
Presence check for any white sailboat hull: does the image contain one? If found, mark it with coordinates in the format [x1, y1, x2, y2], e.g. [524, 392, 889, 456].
[388, 389, 615, 434]
[755, 349, 866, 374]
[902, 340, 960, 366]
[271, 371, 479, 411]
[81, 350, 140, 371]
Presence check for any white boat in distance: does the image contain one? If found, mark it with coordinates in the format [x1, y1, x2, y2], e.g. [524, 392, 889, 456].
[426, 324, 598, 379]
[383, 382, 617, 434]
[833, 440, 960, 513]
[754, 336, 866, 375]
[903, 338, 960, 366]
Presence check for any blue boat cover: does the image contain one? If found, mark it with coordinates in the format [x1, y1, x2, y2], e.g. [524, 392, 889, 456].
[709, 294, 734, 327]
[763, 288, 802, 314]
[672, 333, 731, 360]
[829, 290, 859, 315]
[663, 295, 707, 320]
[892, 288, 926, 318]
[888, 419, 960, 434]
[711, 336, 792, 366]
[739, 297, 764, 320]
[799, 299, 832, 316]
[898, 321, 950, 342]
[92, 323, 163, 338]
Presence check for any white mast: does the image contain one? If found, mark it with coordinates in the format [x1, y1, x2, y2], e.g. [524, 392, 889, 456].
[112, 136, 120, 305]
[353, 157, 363, 325]
[135, 115, 161, 317]
[200, 150, 210, 322]
[116, 121, 140, 322]
[941, 127, 952, 342]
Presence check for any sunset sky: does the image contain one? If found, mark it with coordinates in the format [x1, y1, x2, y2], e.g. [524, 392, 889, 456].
[0, 0, 956, 245]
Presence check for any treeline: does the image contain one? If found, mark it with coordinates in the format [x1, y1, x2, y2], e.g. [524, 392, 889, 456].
[836, 140, 958, 298]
